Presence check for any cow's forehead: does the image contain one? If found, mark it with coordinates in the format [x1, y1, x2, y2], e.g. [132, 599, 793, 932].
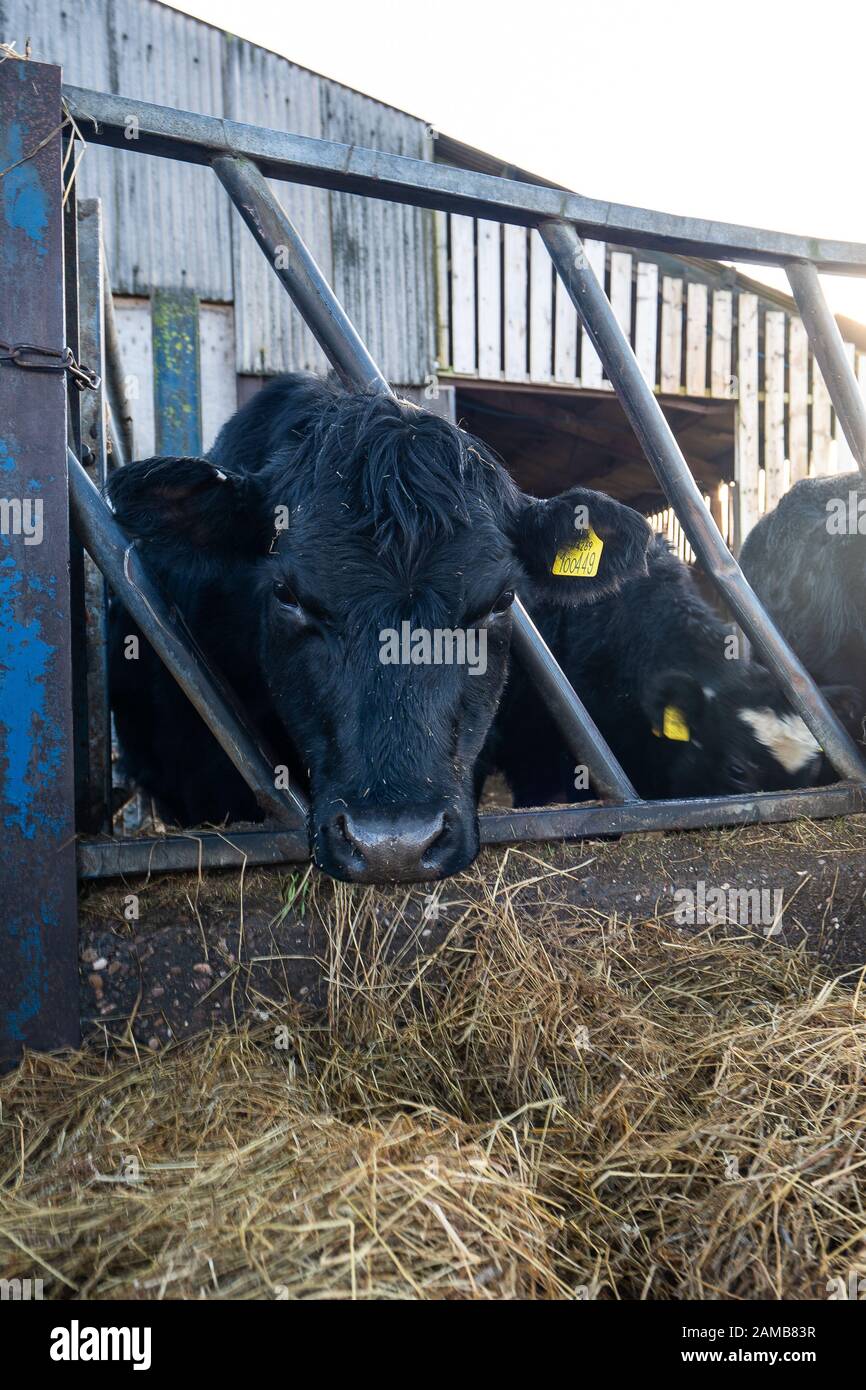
[273, 503, 517, 609]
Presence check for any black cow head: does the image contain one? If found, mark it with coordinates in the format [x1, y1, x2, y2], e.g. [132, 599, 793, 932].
[642, 666, 864, 796]
[108, 379, 651, 882]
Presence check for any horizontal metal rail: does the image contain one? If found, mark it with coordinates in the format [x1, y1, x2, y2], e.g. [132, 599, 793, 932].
[77, 781, 865, 878]
[68, 447, 309, 826]
[786, 261, 866, 476]
[63, 85, 866, 272]
[213, 153, 640, 803]
[539, 218, 866, 786]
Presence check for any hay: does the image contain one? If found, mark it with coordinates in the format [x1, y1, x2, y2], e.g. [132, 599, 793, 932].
[2, 855, 866, 1299]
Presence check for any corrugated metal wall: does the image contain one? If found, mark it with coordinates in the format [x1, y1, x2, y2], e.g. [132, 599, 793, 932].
[0, 0, 435, 382]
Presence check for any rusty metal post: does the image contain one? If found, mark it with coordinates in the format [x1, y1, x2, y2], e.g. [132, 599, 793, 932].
[0, 60, 79, 1063]
[76, 198, 112, 830]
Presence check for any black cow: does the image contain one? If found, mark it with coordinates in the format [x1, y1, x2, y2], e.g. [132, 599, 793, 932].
[740, 472, 866, 700]
[487, 534, 861, 806]
[108, 373, 651, 882]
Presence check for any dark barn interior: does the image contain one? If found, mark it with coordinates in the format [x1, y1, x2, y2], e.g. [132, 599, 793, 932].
[454, 384, 734, 529]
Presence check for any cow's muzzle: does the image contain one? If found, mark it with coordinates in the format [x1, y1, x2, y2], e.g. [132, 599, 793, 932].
[314, 803, 475, 883]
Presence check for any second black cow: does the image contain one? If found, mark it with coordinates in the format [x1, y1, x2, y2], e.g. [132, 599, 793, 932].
[488, 533, 860, 806]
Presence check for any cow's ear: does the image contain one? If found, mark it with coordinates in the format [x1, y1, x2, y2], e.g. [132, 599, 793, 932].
[510, 486, 651, 605]
[641, 670, 706, 743]
[106, 457, 271, 554]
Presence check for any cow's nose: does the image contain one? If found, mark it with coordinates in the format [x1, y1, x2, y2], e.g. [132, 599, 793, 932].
[320, 806, 453, 882]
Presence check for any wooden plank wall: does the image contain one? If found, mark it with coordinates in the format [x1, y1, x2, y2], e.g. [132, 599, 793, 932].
[436, 212, 866, 551]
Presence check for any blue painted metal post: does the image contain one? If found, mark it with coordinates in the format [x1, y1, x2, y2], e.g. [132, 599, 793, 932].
[152, 288, 202, 456]
[0, 59, 79, 1064]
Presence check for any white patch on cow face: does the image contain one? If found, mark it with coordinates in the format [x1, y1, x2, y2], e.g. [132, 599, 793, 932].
[738, 707, 821, 775]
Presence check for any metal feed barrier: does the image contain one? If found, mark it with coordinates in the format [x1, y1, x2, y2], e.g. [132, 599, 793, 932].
[3, 59, 866, 1059]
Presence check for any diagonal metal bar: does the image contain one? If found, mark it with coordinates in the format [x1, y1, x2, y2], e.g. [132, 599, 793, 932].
[63, 85, 866, 272]
[213, 155, 387, 392]
[68, 448, 309, 827]
[786, 260, 866, 476]
[539, 217, 866, 785]
[508, 598, 638, 800]
[213, 154, 639, 803]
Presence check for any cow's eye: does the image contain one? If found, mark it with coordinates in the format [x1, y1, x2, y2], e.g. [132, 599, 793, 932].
[490, 590, 515, 616]
[273, 579, 302, 611]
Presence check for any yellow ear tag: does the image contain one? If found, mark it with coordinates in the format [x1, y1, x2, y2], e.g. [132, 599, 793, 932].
[551, 526, 604, 578]
[653, 705, 690, 741]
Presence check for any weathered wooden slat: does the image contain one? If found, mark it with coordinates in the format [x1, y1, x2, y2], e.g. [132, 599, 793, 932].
[199, 304, 238, 451]
[834, 342, 857, 472]
[504, 224, 528, 381]
[434, 209, 451, 371]
[735, 292, 760, 545]
[476, 218, 501, 379]
[710, 289, 733, 398]
[579, 239, 606, 388]
[660, 275, 684, 393]
[553, 263, 578, 383]
[609, 251, 633, 339]
[634, 261, 658, 388]
[449, 213, 476, 375]
[764, 310, 786, 511]
[114, 297, 155, 458]
[529, 229, 553, 381]
[788, 316, 809, 484]
[685, 282, 708, 396]
[811, 358, 833, 476]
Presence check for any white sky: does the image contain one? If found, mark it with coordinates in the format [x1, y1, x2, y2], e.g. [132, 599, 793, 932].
[172, 0, 866, 322]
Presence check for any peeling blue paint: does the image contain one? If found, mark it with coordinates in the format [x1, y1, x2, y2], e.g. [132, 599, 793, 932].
[0, 553, 63, 838]
[1, 57, 78, 1062]
[0, 121, 48, 258]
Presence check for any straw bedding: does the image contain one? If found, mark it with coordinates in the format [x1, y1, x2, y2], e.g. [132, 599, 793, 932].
[2, 857, 865, 1299]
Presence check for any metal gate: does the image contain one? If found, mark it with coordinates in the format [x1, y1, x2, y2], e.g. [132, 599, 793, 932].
[3, 58, 866, 1058]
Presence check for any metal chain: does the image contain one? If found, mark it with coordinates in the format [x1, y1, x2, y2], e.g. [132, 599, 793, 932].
[0, 341, 101, 390]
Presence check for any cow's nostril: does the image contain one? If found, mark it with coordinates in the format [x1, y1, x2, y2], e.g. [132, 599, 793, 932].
[342, 808, 446, 859]
[421, 812, 449, 864]
[334, 814, 354, 848]
[322, 805, 454, 883]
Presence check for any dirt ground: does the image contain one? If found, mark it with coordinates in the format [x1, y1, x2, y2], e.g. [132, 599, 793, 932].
[78, 813, 866, 1053]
